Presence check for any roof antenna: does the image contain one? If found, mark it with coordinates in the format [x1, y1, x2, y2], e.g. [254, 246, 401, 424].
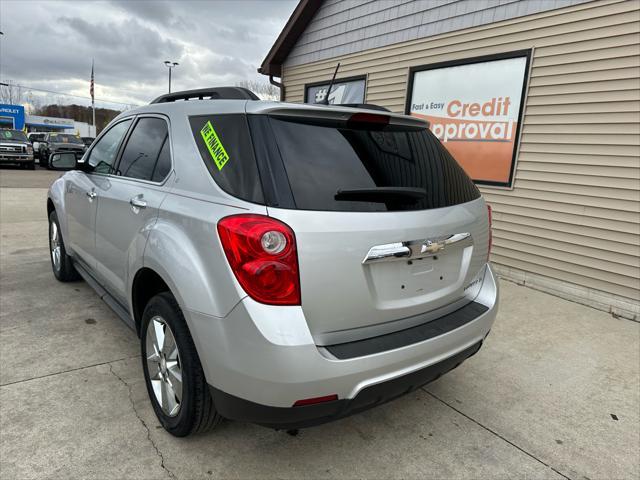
[323, 62, 341, 105]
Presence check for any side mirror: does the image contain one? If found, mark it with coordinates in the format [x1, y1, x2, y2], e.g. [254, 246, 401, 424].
[50, 152, 78, 170]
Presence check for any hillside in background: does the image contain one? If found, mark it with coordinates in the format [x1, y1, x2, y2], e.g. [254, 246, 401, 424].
[33, 104, 122, 134]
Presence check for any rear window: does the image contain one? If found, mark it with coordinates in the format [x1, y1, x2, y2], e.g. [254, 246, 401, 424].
[268, 117, 480, 212]
[189, 114, 263, 204]
[189, 113, 479, 211]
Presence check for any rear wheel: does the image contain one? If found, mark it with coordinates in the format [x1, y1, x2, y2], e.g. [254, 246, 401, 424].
[141, 292, 221, 437]
[48, 211, 80, 281]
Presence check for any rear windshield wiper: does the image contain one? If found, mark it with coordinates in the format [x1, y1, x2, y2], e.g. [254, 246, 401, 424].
[335, 187, 427, 203]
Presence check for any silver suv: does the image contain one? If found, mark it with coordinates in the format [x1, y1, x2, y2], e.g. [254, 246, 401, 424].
[47, 87, 498, 436]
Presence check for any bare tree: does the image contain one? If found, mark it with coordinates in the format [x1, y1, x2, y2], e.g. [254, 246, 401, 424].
[23, 92, 43, 114]
[0, 81, 29, 105]
[236, 80, 279, 101]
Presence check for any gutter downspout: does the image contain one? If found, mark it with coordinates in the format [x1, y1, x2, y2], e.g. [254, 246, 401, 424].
[269, 75, 285, 102]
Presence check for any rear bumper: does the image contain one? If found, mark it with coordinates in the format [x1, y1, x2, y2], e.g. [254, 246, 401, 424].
[187, 265, 498, 423]
[210, 340, 482, 429]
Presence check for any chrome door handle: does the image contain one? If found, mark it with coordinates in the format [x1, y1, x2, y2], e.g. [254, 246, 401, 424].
[86, 191, 97, 200]
[129, 196, 147, 210]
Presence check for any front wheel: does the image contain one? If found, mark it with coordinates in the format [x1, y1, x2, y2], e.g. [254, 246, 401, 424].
[48, 211, 80, 281]
[141, 292, 221, 437]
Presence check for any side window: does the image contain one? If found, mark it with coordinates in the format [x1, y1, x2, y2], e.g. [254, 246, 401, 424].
[189, 114, 263, 204]
[117, 117, 168, 181]
[151, 136, 171, 182]
[87, 119, 132, 174]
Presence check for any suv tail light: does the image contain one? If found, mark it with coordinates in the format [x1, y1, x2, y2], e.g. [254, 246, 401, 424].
[487, 204, 493, 261]
[217, 214, 300, 306]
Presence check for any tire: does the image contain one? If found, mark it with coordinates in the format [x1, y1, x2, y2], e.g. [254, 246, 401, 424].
[141, 292, 221, 437]
[27, 161, 35, 170]
[48, 211, 80, 281]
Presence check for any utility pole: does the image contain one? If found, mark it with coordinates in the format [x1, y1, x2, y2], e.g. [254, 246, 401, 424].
[164, 61, 179, 93]
[0, 32, 4, 87]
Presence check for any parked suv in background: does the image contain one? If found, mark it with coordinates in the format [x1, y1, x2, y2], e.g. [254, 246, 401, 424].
[0, 129, 34, 169]
[47, 87, 498, 437]
[40, 132, 86, 168]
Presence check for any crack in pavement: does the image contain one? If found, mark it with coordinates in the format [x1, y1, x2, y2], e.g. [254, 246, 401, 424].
[424, 388, 571, 480]
[0, 355, 141, 387]
[108, 363, 177, 480]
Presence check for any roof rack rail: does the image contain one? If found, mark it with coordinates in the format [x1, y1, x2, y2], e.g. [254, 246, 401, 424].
[338, 103, 391, 112]
[150, 87, 259, 104]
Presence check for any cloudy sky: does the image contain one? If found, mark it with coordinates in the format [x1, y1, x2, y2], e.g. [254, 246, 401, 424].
[0, 0, 297, 109]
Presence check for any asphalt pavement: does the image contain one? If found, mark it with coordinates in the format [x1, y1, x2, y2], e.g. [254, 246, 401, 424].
[0, 168, 638, 480]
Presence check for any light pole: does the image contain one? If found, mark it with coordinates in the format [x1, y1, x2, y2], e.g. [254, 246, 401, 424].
[0, 32, 4, 85]
[164, 60, 179, 93]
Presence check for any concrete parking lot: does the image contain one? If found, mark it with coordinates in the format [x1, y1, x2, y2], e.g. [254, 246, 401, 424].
[0, 168, 638, 480]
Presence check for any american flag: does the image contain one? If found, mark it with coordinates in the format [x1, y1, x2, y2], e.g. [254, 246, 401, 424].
[90, 60, 94, 102]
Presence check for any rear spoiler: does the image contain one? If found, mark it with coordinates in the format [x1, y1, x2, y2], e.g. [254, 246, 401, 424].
[255, 105, 429, 129]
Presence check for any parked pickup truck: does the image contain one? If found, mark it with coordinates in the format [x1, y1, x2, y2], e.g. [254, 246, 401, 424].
[40, 132, 86, 168]
[0, 129, 35, 169]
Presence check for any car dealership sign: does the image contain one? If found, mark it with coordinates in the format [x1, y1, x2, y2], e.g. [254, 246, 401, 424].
[407, 51, 531, 188]
[26, 115, 75, 129]
[0, 104, 25, 130]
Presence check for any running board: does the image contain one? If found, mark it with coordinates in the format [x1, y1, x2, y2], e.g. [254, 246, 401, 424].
[73, 260, 136, 333]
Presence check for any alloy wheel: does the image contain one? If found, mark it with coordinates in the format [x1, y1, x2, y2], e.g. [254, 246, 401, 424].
[50, 221, 61, 271]
[146, 316, 183, 417]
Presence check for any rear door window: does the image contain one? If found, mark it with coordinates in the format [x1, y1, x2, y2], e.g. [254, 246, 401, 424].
[268, 117, 480, 212]
[189, 114, 263, 204]
[117, 117, 169, 181]
[151, 137, 172, 182]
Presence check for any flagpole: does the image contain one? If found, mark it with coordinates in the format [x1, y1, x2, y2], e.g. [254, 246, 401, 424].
[91, 59, 96, 136]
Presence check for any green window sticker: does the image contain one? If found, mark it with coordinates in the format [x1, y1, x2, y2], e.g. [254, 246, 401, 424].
[200, 120, 229, 171]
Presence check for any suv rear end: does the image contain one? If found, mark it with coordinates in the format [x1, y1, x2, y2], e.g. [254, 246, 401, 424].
[183, 102, 498, 428]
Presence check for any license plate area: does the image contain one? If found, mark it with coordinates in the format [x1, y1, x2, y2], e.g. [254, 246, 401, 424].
[366, 251, 462, 299]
